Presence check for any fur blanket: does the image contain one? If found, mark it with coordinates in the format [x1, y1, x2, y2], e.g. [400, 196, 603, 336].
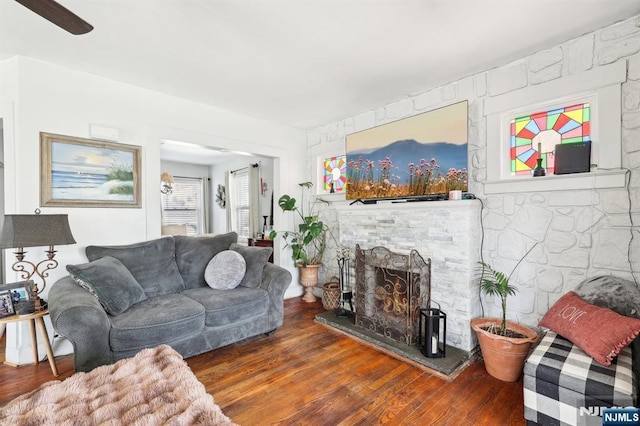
[0, 345, 236, 425]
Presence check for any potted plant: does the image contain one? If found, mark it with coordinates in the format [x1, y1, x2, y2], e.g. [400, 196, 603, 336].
[270, 182, 330, 302]
[471, 245, 539, 382]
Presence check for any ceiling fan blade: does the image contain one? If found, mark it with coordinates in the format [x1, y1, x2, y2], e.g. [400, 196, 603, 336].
[15, 0, 93, 35]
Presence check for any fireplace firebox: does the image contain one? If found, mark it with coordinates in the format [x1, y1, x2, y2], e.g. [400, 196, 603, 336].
[354, 244, 431, 345]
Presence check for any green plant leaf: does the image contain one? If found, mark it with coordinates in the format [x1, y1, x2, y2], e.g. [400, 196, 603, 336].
[278, 195, 297, 211]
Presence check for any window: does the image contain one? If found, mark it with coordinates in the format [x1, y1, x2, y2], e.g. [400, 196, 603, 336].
[484, 61, 626, 193]
[161, 177, 205, 235]
[232, 169, 250, 240]
[510, 103, 590, 175]
[323, 155, 347, 193]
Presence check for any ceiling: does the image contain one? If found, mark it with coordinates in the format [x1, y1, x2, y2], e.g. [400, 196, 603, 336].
[1, 1, 639, 132]
[160, 139, 257, 165]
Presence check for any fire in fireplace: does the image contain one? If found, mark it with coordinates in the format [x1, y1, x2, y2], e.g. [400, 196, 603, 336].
[354, 245, 431, 345]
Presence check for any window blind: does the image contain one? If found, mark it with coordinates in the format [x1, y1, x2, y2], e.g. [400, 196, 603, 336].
[234, 169, 250, 240]
[161, 176, 205, 236]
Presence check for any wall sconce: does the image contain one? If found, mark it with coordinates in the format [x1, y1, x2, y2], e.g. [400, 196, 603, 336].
[161, 172, 174, 194]
[0, 212, 76, 312]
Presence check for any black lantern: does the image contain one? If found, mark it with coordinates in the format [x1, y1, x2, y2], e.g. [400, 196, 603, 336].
[418, 301, 446, 358]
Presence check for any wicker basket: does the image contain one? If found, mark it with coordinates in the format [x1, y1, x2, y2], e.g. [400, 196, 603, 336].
[322, 277, 341, 310]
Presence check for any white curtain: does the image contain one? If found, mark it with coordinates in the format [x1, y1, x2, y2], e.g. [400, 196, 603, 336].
[249, 165, 261, 238]
[203, 178, 210, 233]
[225, 171, 233, 232]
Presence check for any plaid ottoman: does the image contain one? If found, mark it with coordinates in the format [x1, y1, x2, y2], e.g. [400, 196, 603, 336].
[524, 331, 637, 426]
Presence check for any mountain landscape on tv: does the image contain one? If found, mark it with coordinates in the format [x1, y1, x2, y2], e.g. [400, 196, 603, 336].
[346, 139, 468, 200]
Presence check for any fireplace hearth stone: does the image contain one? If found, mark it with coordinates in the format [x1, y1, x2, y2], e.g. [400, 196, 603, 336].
[315, 311, 471, 378]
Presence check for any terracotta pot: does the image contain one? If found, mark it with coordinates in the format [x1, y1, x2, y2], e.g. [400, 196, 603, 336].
[298, 264, 321, 303]
[471, 318, 538, 382]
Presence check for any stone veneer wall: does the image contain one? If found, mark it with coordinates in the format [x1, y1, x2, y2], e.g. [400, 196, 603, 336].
[309, 15, 640, 333]
[329, 201, 482, 352]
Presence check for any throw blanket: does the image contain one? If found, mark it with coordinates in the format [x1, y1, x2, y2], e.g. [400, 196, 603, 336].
[0, 345, 236, 426]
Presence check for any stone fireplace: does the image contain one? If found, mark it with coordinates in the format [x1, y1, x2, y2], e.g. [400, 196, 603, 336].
[354, 245, 430, 345]
[324, 199, 482, 353]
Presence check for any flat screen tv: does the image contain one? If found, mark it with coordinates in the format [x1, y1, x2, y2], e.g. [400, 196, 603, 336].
[345, 100, 468, 201]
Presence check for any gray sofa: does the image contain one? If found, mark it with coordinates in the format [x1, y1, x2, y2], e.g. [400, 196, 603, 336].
[48, 232, 292, 372]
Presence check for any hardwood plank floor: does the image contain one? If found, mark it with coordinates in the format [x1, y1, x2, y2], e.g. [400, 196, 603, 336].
[0, 299, 526, 425]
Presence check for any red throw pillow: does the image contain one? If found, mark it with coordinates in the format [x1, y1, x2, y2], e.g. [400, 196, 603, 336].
[539, 291, 640, 366]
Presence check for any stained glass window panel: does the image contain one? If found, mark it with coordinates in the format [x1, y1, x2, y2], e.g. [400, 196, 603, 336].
[323, 155, 347, 192]
[509, 103, 590, 175]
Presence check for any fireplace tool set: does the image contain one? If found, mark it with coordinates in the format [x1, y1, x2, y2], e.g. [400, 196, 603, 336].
[335, 251, 354, 318]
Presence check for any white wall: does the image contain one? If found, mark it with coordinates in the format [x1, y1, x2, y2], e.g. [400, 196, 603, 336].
[0, 56, 306, 363]
[306, 15, 640, 331]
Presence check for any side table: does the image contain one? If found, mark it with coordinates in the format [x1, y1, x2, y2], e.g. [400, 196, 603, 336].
[247, 238, 274, 263]
[0, 309, 59, 377]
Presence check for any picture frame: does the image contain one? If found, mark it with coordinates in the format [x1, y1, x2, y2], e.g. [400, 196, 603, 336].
[0, 280, 34, 315]
[0, 280, 32, 300]
[0, 290, 16, 319]
[40, 132, 142, 208]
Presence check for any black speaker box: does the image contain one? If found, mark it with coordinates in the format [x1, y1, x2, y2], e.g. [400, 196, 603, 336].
[554, 141, 591, 175]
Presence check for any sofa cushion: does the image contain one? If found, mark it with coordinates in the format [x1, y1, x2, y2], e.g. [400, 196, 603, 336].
[181, 286, 269, 327]
[575, 275, 640, 319]
[539, 291, 640, 366]
[66, 256, 146, 315]
[86, 237, 184, 298]
[230, 243, 272, 289]
[205, 250, 246, 290]
[109, 293, 205, 352]
[174, 233, 238, 289]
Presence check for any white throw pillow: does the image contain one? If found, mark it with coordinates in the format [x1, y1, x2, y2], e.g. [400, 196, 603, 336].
[204, 250, 246, 290]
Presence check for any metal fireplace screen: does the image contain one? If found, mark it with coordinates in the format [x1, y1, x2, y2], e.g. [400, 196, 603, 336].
[354, 244, 431, 345]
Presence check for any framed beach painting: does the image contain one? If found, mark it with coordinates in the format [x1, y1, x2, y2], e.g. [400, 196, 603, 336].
[40, 133, 142, 208]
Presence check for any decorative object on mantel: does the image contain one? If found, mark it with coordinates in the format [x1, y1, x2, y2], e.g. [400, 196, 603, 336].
[471, 244, 539, 382]
[0, 210, 76, 312]
[270, 182, 330, 303]
[532, 143, 546, 177]
[160, 172, 174, 194]
[448, 190, 462, 200]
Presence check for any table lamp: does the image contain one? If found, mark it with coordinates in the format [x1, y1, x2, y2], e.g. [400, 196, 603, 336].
[0, 212, 76, 312]
[161, 172, 174, 194]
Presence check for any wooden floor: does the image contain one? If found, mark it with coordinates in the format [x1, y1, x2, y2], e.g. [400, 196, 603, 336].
[0, 298, 526, 425]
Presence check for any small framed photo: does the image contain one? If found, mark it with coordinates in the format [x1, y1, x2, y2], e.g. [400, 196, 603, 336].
[1, 280, 32, 299]
[0, 281, 34, 315]
[0, 290, 16, 319]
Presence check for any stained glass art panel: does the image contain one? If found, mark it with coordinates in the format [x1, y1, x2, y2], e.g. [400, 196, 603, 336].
[510, 103, 591, 175]
[323, 155, 347, 192]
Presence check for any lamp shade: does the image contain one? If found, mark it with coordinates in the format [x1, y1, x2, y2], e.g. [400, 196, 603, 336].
[161, 172, 174, 184]
[0, 214, 76, 249]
